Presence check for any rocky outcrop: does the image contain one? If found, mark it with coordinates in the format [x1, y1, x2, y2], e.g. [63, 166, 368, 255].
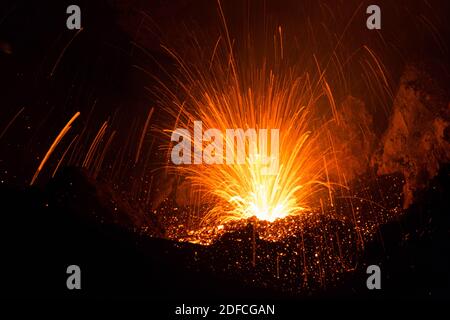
[373, 64, 450, 208]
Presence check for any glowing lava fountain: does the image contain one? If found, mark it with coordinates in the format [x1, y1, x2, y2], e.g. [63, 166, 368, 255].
[160, 7, 340, 226]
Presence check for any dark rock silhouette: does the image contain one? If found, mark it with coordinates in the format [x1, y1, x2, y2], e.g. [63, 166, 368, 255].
[374, 64, 450, 208]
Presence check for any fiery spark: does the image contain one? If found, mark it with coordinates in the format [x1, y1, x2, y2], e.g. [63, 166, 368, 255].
[30, 111, 81, 185]
[161, 17, 338, 226]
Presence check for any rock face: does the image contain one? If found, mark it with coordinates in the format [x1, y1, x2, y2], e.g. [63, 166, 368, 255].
[374, 65, 450, 208]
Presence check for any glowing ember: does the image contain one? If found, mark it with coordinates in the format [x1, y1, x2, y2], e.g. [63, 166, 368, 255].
[18, 0, 441, 294]
[161, 11, 337, 227]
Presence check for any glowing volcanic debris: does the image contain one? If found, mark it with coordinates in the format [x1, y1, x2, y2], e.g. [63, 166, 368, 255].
[152, 4, 404, 291]
[160, 20, 338, 227]
[21, 0, 414, 292]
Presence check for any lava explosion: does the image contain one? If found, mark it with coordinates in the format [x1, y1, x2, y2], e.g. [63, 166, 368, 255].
[162, 53, 337, 225]
[19, 0, 442, 292]
[27, 1, 398, 249]
[156, 4, 378, 246]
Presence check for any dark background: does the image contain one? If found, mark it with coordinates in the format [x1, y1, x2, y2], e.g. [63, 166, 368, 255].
[0, 0, 449, 313]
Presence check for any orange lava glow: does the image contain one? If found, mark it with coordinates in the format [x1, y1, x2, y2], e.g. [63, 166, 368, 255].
[161, 10, 338, 226]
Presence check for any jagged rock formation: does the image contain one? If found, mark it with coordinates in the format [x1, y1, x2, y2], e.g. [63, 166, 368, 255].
[373, 64, 450, 208]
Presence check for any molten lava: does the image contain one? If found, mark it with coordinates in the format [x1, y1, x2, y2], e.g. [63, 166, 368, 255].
[160, 7, 340, 227]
